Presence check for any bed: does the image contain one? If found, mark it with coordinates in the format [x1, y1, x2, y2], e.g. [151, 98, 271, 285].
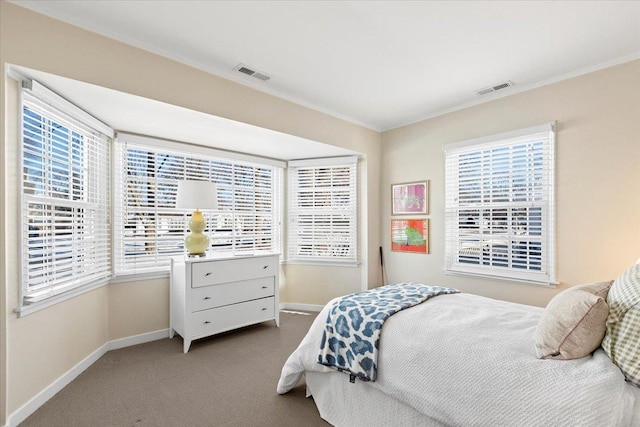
[278, 284, 640, 426]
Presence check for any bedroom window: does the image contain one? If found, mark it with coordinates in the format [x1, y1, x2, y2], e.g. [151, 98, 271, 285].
[444, 123, 556, 285]
[20, 80, 113, 309]
[287, 157, 358, 265]
[113, 134, 283, 276]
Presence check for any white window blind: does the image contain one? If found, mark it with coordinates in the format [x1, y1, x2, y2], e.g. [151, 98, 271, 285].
[288, 157, 358, 264]
[113, 136, 283, 276]
[20, 81, 112, 306]
[444, 123, 556, 285]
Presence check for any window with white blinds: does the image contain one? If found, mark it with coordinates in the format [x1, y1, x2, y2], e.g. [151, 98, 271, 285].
[288, 157, 358, 264]
[113, 136, 283, 276]
[20, 81, 112, 306]
[444, 123, 556, 285]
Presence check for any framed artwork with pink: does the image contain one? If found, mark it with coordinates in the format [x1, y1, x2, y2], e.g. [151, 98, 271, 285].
[391, 180, 428, 215]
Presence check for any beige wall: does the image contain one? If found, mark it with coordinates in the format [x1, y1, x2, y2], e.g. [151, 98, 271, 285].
[0, 2, 381, 423]
[108, 280, 170, 341]
[381, 60, 640, 307]
[281, 266, 362, 306]
[8, 288, 110, 415]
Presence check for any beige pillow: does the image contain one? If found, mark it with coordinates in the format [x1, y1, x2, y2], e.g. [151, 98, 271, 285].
[535, 281, 612, 360]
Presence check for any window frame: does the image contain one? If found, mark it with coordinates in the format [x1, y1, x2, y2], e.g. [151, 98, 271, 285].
[287, 156, 359, 266]
[18, 79, 114, 314]
[444, 123, 556, 286]
[112, 133, 284, 278]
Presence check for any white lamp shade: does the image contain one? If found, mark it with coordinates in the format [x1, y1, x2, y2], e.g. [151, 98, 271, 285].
[176, 180, 218, 210]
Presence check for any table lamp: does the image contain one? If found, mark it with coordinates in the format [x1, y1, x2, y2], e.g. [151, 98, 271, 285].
[176, 180, 218, 256]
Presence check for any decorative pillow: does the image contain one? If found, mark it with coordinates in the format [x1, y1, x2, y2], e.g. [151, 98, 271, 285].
[601, 263, 640, 387]
[535, 281, 612, 360]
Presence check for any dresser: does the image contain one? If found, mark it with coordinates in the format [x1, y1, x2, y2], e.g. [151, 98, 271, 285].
[170, 254, 280, 353]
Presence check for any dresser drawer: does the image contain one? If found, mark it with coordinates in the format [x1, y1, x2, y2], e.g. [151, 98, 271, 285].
[189, 297, 275, 339]
[191, 256, 277, 288]
[191, 277, 275, 312]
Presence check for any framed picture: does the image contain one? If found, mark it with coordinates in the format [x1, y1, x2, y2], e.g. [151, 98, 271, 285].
[391, 219, 429, 254]
[391, 181, 428, 215]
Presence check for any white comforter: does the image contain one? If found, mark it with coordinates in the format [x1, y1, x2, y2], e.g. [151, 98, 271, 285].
[278, 293, 636, 426]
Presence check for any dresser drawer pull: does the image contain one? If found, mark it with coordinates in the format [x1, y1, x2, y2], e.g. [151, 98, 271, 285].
[205, 272, 212, 276]
[204, 320, 211, 324]
[263, 265, 269, 269]
[203, 296, 211, 300]
[261, 286, 268, 289]
[261, 308, 267, 311]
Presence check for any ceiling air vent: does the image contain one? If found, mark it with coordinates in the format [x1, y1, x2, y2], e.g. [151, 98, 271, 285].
[476, 80, 514, 96]
[252, 72, 270, 81]
[234, 64, 271, 82]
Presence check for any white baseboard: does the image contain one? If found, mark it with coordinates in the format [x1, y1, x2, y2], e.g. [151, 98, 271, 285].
[280, 302, 323, 312]
[6, 328, 169, 427]
[6, 343, 109, 427]
[108, 329, 170, 351]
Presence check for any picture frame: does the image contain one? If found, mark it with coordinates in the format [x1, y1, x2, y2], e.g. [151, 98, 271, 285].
[391, 180, 428, 215]
[391, 219, 429, 254]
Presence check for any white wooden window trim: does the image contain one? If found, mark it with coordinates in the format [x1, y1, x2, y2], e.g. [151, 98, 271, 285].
[18, 80, 113, 312]
[444, 123, 556, 285]
[287, 156, 358, 265]
[113, 134, 283, 276]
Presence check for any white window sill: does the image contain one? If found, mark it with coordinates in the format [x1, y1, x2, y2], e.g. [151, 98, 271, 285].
[444, 269, 558, 288]
[109, 271, 170, 284]
[283, 259, 360, 268]
[15, 279, 110, 317]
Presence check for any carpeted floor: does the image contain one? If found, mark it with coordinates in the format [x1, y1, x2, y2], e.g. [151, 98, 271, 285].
[21, 311, 329, 427]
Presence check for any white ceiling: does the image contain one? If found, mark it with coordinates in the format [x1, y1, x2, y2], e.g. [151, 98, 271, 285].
[11, 0, 640, 132]
[13, 65, 358, 162]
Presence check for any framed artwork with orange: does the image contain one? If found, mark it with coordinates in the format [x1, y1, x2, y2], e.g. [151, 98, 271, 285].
[391, 219, 429, 254]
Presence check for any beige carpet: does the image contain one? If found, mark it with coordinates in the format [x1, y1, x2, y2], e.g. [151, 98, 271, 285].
[21, 311, 329, 427]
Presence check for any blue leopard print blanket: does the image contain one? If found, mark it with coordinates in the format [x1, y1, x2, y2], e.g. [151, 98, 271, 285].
[317, 283, 459, 382]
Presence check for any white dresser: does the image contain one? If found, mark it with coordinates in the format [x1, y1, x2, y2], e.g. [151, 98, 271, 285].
[170, 253, 280, 353]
